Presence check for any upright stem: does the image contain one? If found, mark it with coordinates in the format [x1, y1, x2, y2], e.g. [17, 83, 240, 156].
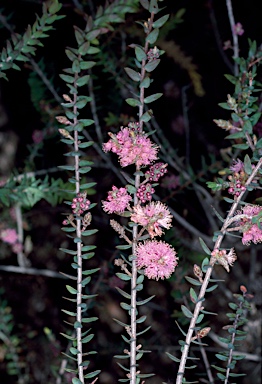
[176, 157, 262, 384]
[130, 11, 155, 382]
[226, 0, 239, 76]
[73, 76, 84, 382]
[130, 171, 140, 384]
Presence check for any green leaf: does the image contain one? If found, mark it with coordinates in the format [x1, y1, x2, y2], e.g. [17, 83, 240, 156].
[60, 74, 75, 83]
[146, 29, 159, 44]
[199, 237, 211, 255]
[244, 154, 252, 175]
[72, 378, 82, 384]
[70, 347, 80, 355]
[232, 143, 249, 150]
[196, 313, 204, 324]
[224, 74, 237, 84]
[84, 370, 101, 379]
[243, 120, 252, 134]
[62, 309, 76, 316]
[136, 295, 155, 305]
[135, 46, 147, 61]
[82, 333, 94, 343]
[80, 61, 96, 70]
[141, 111, 153, 122]
[215, 353, 228, 361]
[66, 285, 78, 294]
[76, 75, 90, 87]
[166, 351, 180, 362]
[140, 76, 151, 88]
[206, 284, 218, 292]
[189, 288, 198, 303]
[125, 98, 141, 107]
[181, 305, 193, 318]
[116, 273, 131, 281]
[184, 276, 202, 286]
[144, 93, 162, 103]
[152, 14, 169, 28]
[144, 59, 160, 72]
[124, 67, 141, 81]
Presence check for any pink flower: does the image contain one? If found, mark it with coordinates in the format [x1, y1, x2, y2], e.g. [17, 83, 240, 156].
[230, 159, 244, 173]
[71, 192, 90, 216]
[135, 240, 178, 280]
[12, 242, 23, 254]
[136, 183, 155, 203]
[102, 186, 132, 214]
[145, 162, 168, 182]
[103, 123, 158, 167]
[234, 22, 244, 36]
[0, 228, 18, 245]
[239, 205, 262, 245]
[32, 130, 44, 144]
[131, 202, 172, 238]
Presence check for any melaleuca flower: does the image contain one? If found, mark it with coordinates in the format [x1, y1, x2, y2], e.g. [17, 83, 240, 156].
[135, 240, 178, 280]
[103, 123, 158, 168]
[71, 192, 90, 215]
[136, 183, 155, 203]
[131, 202, 172, 238]
[102, 186, 132, 214]
[211, 248, 237, 272]
[239, 205, 262, 245]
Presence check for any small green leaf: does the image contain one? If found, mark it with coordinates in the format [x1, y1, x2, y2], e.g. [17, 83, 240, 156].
[146, 29, 159, 44]
[144, 93, 162, 103]
[144, 59, 160, 72]
[66, 285, 78, 294]
[124, 67, 141, 81]
[215, 353, 228, 361]
[72, 378, 83, 384]
[135, 46, 147, 61]
[181, 305, 193, 318]
[189, 288, 198, 303]
[116, 272, 131, 281]
[199, 237, 211, 255]
[152, 14, 169, 28]
[125, 98, 141, 107]
[244, 154, 252, 175]
[166, 351, 181, 362]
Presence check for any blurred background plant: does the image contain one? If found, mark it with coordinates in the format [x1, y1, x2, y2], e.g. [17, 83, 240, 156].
[0, 0, 261, 383]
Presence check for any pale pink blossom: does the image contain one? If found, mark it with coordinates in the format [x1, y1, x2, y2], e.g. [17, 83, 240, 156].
[102, 186, 132, 214]
[234, 22, 244, 36]
[230, 159, 244, 173]
[103, 123, 158, 167]
[135, 240, 178, 280]
[131, 202, 172, 238]
[239, 205, 262, 245]
[0, 228, 18, 245]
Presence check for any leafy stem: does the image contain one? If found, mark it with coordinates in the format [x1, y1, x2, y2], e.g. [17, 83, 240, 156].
[176, 156, 262, 384]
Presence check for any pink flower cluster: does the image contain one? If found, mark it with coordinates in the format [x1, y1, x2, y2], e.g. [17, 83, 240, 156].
[147, 46, 160, 62]
[239, 205, 262, 245]
[71, 192, 90, 215]
[131, 202, 172, 238]
[103, 122, 158, 168]
[136, 240, 178, 280]
[0, 228, 23, 254]
[145, 162, 168, 182]
[136, 183, 155, 203]
[228, 159, 247, 197]
[102, 186, 132, 214]
[234, 22, 244, 36]
[211, 247, 237, 272]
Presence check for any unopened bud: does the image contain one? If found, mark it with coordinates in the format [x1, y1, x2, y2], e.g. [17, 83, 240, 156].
[56, 116, 72, 125]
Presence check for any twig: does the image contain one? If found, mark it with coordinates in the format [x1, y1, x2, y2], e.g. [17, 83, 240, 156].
[0, 264, 73, 279]
[225, 0, 239, 76]
[175, 157, 262, 384]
